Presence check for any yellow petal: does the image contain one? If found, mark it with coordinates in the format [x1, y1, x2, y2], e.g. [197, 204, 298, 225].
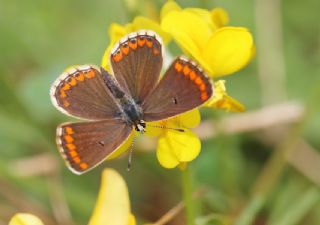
[128, 214, 136, 225]
[88, 169, 131, 225]
[185, 8, 217, 30]
[211, 8, 229, 27]
[205, 80, 245, 112]
[160, 0, 181, 20]
[157, 129, 201, 169]
[202, 27, 254, 77]
[101, 23, 128, 71]
[167, 109, 201, 129]
[109, 23, 128, 43]
[9, 214, 44, 225]
[145, 121, 165, 137]
[157, 134, 179, 168]
[161, 10, 212, 65]
[145, 109, 200, 137]
[131, 16, 171, 44]
[106, 131, 135, 160]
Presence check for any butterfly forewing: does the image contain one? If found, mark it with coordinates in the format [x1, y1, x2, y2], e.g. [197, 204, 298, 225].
[142, 57, 213, 122]
[50, 65, 120, 120]
[110, 30, 163, 103]
[56, 119, 133, 174]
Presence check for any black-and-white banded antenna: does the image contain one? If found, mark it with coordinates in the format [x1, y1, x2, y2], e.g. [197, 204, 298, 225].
[146, 124, 185, 132]
[127, 134, 137, 171]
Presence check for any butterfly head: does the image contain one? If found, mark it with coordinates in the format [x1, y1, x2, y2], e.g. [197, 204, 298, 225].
[134, 120, 146, 133]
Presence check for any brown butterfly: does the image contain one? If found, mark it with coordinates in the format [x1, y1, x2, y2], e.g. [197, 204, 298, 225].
[50, 30, 213, 174]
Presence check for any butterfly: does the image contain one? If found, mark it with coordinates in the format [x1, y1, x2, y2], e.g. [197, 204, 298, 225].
[50, 30, 213, 174]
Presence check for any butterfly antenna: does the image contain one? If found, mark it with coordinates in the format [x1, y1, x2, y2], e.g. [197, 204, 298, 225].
[146, 124, 185, 132]
[127, 135, 137, 171]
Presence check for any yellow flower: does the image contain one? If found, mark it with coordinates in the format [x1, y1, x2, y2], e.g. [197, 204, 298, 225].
[206, 80, 245, 112]
[99, 0, 254, 167]
[9, 169, 136, 225]
[161, 1, 254, 77]
[146, 109, 201, 168]
[160, 0, 254, 112]
[9, 214, 44, 225]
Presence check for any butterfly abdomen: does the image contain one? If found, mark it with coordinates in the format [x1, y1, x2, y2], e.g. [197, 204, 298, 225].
[101, 68, 125, 99]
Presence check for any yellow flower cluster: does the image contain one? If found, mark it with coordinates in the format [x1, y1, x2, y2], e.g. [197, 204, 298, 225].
[101, 0, 254, 168]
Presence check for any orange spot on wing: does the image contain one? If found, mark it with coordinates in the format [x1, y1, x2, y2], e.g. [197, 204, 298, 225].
[199, 83, 206, 91]
[129, 39, 138, 49]
[189, 71, 196, 80]
[64, 135, 74, 143]
[121, 44, 129, 55]
[68, 77, 77, 86]
[201, 92, 208, 101]
[69, 150, 78, 157]
[175, 62, 183, 72]
[138, 37, 146, 47]
[61, 83, 71, 91]
[195, 77, 203, 85]
[66, 143, 76, 151]
[60, 91, 67, 98]
[65, 127, 74, 134]
[75, 72, 85, 81]
[73, 156, 81, 164]
[113, 51, 123, 62]
[153, 47, 160, 55]
[85, 70, 95, 78]
[80, 163, 88, 170]
[63, 100, 70, 107]
[146, 39, 153, 48]
[183, 65, 191, 76]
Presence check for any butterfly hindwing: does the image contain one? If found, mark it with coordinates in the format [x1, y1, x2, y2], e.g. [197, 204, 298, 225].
[110, 30, 163, 103]
[50, 65, 120, 120]
[56, 119, 133, 174]
[142, 57, 213, 122]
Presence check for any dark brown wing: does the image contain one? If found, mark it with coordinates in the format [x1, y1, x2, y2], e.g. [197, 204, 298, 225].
[56, 119, 133, 174]
[110, 30, 163, 103]
[142, 57, 213, 122]
[50, 65, 120, 120]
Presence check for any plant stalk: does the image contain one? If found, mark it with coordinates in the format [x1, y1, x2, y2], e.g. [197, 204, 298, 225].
[181, 165, 195, 225]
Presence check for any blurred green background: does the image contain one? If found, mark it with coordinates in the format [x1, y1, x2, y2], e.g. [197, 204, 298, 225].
[1, 0, 320, 224]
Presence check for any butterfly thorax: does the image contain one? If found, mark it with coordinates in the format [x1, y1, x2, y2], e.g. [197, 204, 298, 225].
[121, 98, 145, 130]
[101, 68, 145, 132]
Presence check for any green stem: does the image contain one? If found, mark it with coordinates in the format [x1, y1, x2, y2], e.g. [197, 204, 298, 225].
[181, 165, 195, 225]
